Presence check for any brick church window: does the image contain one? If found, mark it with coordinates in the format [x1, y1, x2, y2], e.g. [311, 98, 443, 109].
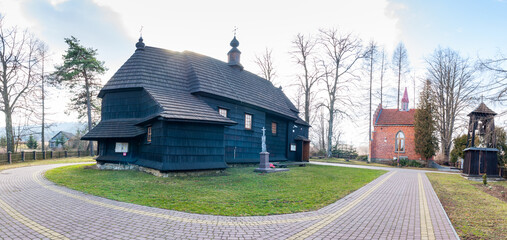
[245, 114, 252, 130]
[395, 131, 405, 152]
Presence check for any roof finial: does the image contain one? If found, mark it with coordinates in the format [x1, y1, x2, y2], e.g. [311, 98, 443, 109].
[139, 26, 144, 38]
[135, 30, 145, 52]
[481, 95, 484, 103]
[233, 26, 238, 37]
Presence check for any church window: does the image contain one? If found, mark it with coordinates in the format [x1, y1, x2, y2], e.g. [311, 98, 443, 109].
[245, 114, 252, 130]
[272, 122, 277, 135]
[218, 108, 228, 117]
[147, 126, 152, 143]
[395, 131, 405, 152]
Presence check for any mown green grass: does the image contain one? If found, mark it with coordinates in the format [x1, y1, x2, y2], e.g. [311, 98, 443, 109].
[46, 164, 386, 216]
[0, 157, 94, 171]
[427, 173, 507, 239]
[312, 158, 390, 167]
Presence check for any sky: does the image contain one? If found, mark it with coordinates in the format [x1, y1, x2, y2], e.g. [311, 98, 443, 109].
[0, 0, 506, 148]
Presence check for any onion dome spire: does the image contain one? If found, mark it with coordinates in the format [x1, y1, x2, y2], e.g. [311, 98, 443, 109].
[227, 29, 243, 70]
[136, 37, 145, 51]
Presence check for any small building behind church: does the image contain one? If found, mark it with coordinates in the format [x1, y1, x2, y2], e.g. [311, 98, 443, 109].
[82, 36, 310, 172]
[371, 88, 426, 163]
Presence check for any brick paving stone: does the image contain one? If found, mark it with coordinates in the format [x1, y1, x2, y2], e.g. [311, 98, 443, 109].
[0, 163, 459, 239]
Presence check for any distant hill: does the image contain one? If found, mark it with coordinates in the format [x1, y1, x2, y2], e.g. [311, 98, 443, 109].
[0, 122, 87, 141]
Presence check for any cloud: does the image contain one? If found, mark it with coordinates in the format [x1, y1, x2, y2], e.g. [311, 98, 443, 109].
[21, 0, 132, 71]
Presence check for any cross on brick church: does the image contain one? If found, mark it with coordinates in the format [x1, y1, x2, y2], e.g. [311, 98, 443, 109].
[370, 87, 426, 163]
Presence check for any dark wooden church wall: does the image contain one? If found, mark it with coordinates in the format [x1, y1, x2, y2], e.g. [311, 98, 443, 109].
[96, 138, 139, 164]
[137, 121, 227, 171]
[265, 114, 288, 161]
[199, 96, 282, 163]
[287, 122, 309, 161]
[101, 89, 160, 120]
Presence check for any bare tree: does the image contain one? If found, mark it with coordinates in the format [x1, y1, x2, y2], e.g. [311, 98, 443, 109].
[319, 28, 364, 157]
[379, 48, 387, 107]
[291, 33, 322, 124]
[254, 47, 277, 84]
[38, 43, 49, 152]
[365, 40, 378, 162]
[392, 42, 410, 110]
[479, 52, 507, 103]
[0, 17, 44, 152]
[426, 47, 477, 162]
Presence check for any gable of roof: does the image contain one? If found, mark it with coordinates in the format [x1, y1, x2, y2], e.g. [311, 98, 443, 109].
[99, 45, 304, 125]
[375, 109, 416, 125]
[51, 131, 75, 141]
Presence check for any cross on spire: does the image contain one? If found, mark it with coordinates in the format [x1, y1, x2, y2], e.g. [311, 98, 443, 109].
[139, 26, 144, 37]
[233, 26, 238, 36]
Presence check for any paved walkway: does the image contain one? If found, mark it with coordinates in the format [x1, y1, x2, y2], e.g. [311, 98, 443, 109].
[0, 163, 459, 239]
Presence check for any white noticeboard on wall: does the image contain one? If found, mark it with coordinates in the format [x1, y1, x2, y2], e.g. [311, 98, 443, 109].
[115, 142, 129, 153]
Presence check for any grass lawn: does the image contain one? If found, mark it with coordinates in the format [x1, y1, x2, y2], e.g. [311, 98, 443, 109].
[46, 164, 386, 216]
[313, 157, 436, 171]
[427, 173, 507, 239]
[311, 158, 390, 167]
[0, 157, 94, 171]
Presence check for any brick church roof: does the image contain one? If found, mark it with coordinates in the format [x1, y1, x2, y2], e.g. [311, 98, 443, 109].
[375, 109, 416, 125]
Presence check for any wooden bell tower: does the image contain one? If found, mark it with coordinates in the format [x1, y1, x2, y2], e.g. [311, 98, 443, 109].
[463, 102, 499, 176]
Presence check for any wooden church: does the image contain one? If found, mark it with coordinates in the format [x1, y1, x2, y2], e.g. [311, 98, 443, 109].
[82, 36, 310, 171]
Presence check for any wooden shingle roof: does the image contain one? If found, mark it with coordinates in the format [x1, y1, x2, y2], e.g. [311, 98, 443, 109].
[468, 102, 497, 116]
[99, 45, 303, 124]
[81, 119, 146, 140]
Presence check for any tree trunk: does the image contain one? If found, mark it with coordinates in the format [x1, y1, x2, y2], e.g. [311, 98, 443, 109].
[397, 63, 401, 110]
[84, 73, 94, 156]
[4, 108, 13, 153]
[327, 102, 334, 158]
[41, 59, 45, 153]
[368, 53, 373, 163]
[304, 90, 310, 123]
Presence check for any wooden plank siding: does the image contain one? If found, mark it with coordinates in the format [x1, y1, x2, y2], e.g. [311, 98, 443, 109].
[101, 89, 160, 120]
[265, 114, 288, 161]
[136, 121, 227, 171]
[198, 96, 290, 163]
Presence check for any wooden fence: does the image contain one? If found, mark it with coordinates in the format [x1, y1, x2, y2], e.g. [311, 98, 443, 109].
[0, 150, 95, 165]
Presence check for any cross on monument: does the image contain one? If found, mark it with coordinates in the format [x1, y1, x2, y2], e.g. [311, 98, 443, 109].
[261, 127, 267, 153]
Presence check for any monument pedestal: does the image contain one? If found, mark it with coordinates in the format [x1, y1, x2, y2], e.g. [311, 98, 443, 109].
[254, 152, 289, 173]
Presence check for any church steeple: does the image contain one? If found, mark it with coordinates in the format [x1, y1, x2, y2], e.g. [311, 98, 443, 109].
[227, 35, 243, 70]
[136, 37, 145, 51]
[401, 87, 409, 111]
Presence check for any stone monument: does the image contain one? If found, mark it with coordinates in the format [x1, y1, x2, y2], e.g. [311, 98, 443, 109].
[254, 127, 289, 173]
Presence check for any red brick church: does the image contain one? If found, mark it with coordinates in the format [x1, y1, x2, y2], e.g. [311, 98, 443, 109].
[370, 88, 425, 162]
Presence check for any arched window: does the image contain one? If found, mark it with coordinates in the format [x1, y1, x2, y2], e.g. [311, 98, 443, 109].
[395, 131, 405, 152]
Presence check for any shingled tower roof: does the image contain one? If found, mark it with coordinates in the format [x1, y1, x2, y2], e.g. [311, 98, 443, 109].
[468, 102, 497, 116]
